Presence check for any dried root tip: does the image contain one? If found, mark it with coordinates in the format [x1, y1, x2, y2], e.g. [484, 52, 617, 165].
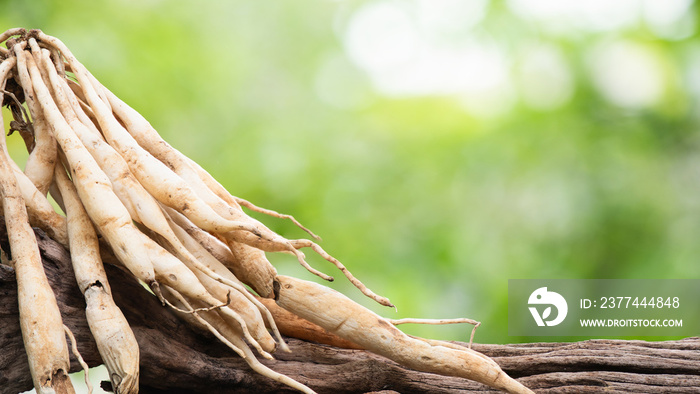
[215, 278, 290, 353]
[165, 288, 248, 360]
[264, 314, 290, 353]
[64, 325, 93, 394]
[149, 281, 166, 306]
[163, 290, 233, 314]
[223, 283, 290, 353]
[289, 246, 334, 282]
[190, 309, 313, 394]
[388, 318, 481, 349]
[235, 197, 322, 241]
[244, 352, 318, 394]
[218, 306, 275, 360]
[289, 239, 394, 308]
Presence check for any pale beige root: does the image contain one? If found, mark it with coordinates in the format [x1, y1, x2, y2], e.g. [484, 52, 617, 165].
[0, 55, 74, 394]
[25, 50, 158, 293]
[14, 43, 57, 194]
[140, 234, 274, 357]
[163, 207, 244, 286]
[67, 78, 88, 103]
[289, 239, 393, 308]
[41, 47, 140, 392]
[42, 52, 283, 358]
[42, 45, 205, 263]
[165, 205, 278, 298]
[5, 48, 67, 246]
[47, 50, 179, 244]
[39, 33, 276, 240]
[48, 180, 66, 213]
[274, 276, 534, 394]
[48, 168, 93, 284]
[84, 286, 139, 394]
[160, 285, 244, 355]
[0, 27, 25, 43]
[229, 239, 283, 298]
[64, 78, 98, 128]
[408, 336, 492, 359]
[63, 325, 93, 394]
[11, 166, 68, 247]
[222, 229, 336, 283]
[59, 47, 389, 310]
[41, 46, 153, 224]
[232, 195, 321, 240]
[226, 218, 391, 308]
[164, 211, 289, 352]
[27, 38, 56, 99]
[257, 297, 363, 350]
[165, 207, 236, 264]
[66, 79, 99, 126]
[147, 222, 278, 353]
[163, 287, 316, 394]
[54, 166, 139, 393]
[44, 52, 277, 349]
[388, 318, 481, 349]
[48, 46, 65, 78]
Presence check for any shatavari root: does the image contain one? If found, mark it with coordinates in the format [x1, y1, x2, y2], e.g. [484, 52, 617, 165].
[274, 276, 535, 394]
[0, 27, 533, 394]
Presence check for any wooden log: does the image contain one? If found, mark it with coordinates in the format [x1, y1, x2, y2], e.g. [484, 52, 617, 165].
[0, 224, 698, 393]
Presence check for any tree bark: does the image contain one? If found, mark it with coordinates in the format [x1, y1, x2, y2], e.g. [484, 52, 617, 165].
[0, 226, 698, 394]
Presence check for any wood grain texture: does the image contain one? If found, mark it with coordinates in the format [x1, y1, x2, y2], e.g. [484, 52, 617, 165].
[0, 224, 698, 393]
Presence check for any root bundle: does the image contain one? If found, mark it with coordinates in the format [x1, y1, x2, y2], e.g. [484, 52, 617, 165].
[0, 28, 533, 394]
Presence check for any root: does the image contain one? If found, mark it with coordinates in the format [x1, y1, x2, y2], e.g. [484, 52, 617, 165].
[164, 287, 247, 359]
[289, 239, 394, 308]
[163, 289, 233, 314]
[275, 276, 534, 394]
[217, 305, 274, 360]
[235, 197, 321, 240]
[0, 28, 26, 41]
[289, 246, 335, 282]
[388, 318, 481, 348]
[64, 325, 93, 394]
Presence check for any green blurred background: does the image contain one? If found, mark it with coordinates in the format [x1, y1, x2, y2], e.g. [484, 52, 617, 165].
[2, 0, 699, 355]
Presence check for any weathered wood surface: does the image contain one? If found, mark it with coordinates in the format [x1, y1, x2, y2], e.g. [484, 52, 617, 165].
[0, 227, 698, 393]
